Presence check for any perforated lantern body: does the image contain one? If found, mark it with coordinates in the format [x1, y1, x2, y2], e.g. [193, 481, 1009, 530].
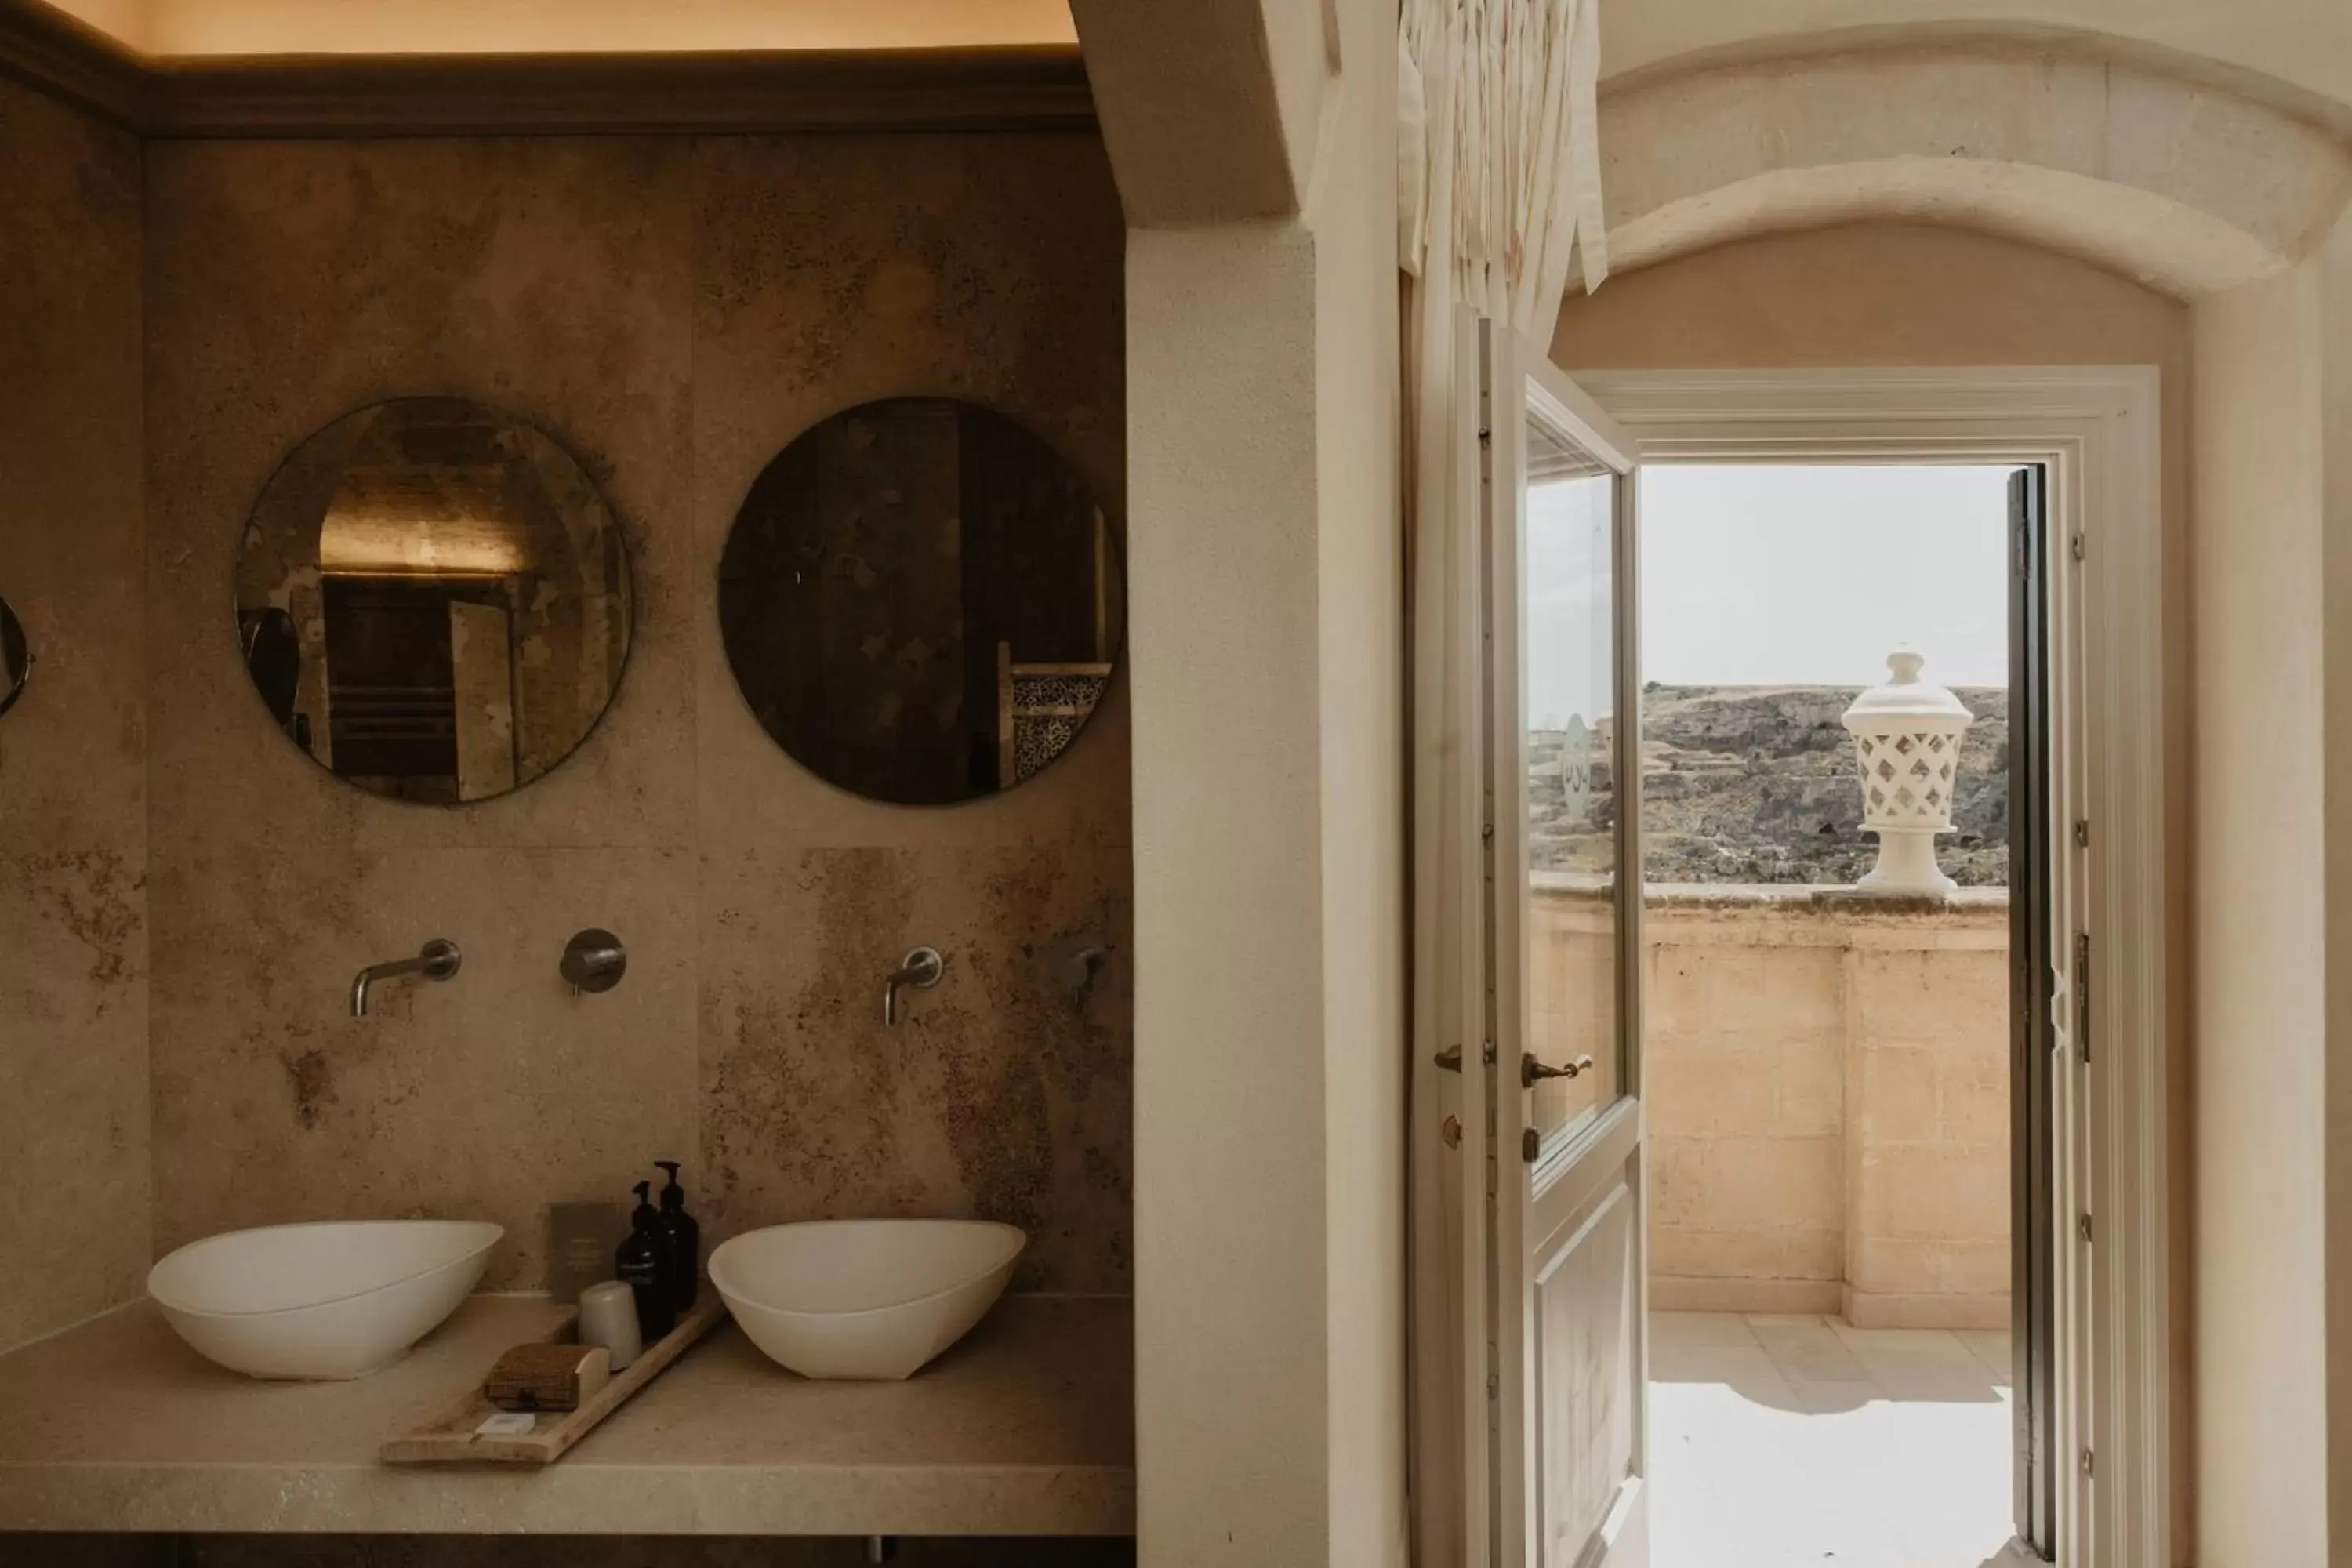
[1840, 650, 1975, 896]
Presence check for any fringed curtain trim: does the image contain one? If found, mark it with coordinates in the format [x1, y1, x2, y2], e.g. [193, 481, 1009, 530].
[1398, 0, 1606, 337]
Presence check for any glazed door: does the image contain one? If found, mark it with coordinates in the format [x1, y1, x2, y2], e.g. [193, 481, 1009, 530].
[1476, 318, 1648, 1568]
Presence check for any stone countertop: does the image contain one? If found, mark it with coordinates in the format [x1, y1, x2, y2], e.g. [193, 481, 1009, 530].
[0, 1293, 1134, 1537]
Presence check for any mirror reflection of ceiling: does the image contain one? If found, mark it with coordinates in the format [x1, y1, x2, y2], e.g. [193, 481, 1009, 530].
[45, 0, 1076, 58]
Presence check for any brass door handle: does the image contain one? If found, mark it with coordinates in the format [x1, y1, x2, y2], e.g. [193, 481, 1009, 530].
[1523, 1052, 1594, 1088]
[1433, 1045, 1462, 1073]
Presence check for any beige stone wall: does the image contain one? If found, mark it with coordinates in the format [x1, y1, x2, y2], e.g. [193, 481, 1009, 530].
[0, 74, 148, 1355]
[137, 130, 1131, 1296]
[1535, 884, 2010, 1329]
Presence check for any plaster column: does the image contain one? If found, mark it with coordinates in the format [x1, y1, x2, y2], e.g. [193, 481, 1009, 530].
[1076, 1, 1405, 1561]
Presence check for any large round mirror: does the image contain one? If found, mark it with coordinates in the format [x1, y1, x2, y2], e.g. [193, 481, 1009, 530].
[0, 596, 31, 719]
[719, 398, 1122, 805]
[234, 398, 633, 804]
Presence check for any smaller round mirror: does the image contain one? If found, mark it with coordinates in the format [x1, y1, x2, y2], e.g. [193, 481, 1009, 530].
[720, 398, 1123, 805]
[0, 597, 31, 718]
[234, 399, 633, 804]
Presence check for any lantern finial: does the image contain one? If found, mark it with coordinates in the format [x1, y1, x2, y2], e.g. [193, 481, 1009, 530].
[1839, 649, 1975, 896]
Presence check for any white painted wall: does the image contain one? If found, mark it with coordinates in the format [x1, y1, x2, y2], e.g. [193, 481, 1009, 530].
[1098, 0, 1406, 1559]
[2326, 209, 2352, 1568]
[1311, 2, 1406, 1564]
[2190, 238, 2332, 1565]
[1127, 223, 1333, 1561]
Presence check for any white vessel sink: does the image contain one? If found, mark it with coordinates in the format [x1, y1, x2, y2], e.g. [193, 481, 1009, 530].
[148, 1219, 502, 1381]
[710, 1219, 1025, 1381]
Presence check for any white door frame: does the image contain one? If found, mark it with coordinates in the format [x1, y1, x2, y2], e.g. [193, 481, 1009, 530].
[1573, 365, 2168, 1568]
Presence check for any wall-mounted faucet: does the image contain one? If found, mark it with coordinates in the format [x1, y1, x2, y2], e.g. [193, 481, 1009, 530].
[1053, 939, 1115, 995]
[560, 928, 627, 996]
[883, 946, 944, 1026]
[350, 939, 461, 1016]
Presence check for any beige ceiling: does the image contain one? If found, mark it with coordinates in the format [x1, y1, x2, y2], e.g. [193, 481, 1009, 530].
[48, 0, 1077, 56]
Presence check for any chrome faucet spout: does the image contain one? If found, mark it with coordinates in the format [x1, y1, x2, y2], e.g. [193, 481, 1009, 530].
[350, 939, 462, 1016]
[883, 946, 945, 1025]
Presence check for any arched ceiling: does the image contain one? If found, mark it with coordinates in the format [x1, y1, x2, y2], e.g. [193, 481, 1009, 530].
[42, 0, 1077, 56]
[1599, 39, 2352, 300]
[1600, 0, 2352, 117]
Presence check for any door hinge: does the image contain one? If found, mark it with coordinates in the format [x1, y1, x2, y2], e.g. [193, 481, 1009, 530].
[2071, 532, 2086, 562]
[2074, 818, 2089, 849]
[2078, 1212, 2093, 1244]
[1521, 1127, 1540, 1163]
[2080, 1447, 2094, 1479]
[2076, 931, 2092, 1063]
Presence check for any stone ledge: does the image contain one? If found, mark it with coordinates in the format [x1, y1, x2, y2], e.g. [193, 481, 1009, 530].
[0, 1294, 1134, 1537]
[1531, 875, 2009, 920]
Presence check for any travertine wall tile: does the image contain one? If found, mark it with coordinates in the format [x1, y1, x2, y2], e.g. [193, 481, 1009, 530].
[147, 843, 699, 1289]
[0, 75, 149, 1352]
[142, 137, 699, 859]
[699, 842, 1133, 1293]
[174, 1536, 1134, 1566]
[689, 133, 1130, 856]
[0, 1537, 1135, 1566]
[136, 129, 1131, 1296]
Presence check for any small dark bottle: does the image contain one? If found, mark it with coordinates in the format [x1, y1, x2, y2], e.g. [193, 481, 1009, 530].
[652, 1160, 700, 1312]
[615, 1181, 675, 1339]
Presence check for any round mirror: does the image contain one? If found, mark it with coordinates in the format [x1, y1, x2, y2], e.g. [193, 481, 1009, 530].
[719, 398, 1123, 805]
[0, 596, 31, 718]
[234, 398, 633, 804]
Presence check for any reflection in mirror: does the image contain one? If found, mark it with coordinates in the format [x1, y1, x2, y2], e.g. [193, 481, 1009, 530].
[720, 398, 1122, 806]
[234, 399, 632, 804]
[1524, 414, 1620, 1148]
[0, 596, 30, 718]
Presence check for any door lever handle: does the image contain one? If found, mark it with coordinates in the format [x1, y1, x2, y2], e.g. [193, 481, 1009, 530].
[1523, 1052, 1594, 1088]
[1433, 1045, 1462, 1073]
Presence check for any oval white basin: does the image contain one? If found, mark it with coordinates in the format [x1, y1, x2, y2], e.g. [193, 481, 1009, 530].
[148, 1219, 502, 1381]
[709, 1219, 1025, 1381]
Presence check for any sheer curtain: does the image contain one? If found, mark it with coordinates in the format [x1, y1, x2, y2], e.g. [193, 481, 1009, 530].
[1398, 1, 1605, 1559]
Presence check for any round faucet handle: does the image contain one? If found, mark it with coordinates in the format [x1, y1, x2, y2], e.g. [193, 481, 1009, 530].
[883, 947, 946, 1025]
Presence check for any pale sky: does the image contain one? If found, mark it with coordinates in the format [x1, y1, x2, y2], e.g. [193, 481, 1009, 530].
[1639, 463, 2013, 689]
[1525, 463, 2013, 729]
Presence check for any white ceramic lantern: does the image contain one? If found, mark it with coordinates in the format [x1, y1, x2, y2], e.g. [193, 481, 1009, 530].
[1840, 649, 1975, 896]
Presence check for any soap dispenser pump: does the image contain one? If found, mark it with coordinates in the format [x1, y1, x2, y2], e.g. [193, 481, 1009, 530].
[615, 1181, 675, 1339]
[652, 1160, 700, 1311]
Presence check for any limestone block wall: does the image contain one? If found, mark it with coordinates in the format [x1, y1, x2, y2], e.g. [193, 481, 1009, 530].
[1533, 882, 2010, 1329]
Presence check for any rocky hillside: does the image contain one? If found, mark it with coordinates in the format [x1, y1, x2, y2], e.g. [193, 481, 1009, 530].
[1530, 684, 2009, 887]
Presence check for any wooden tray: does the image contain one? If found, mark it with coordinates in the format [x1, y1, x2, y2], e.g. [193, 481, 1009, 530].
[380, 1293, 728, 1467]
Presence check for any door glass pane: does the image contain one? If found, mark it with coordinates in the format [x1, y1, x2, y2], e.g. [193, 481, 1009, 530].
[1524, 414, 1621, 1149]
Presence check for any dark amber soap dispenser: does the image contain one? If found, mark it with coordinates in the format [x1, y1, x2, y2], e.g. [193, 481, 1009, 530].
[615, 1180, 675, 1338]
[652, 1160, 700, 1311]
